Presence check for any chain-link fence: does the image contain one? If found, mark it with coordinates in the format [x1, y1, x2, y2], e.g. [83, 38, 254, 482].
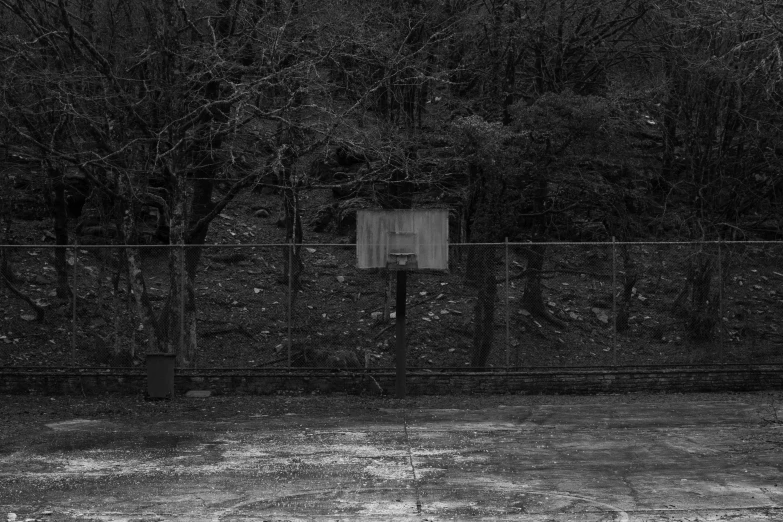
[1, 242, 782, 368]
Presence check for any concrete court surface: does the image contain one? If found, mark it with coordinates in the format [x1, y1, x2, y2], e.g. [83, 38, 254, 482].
[0, 392, 782, 521]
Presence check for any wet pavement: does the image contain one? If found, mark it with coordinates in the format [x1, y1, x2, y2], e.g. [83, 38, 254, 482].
[1, 393, 782, 521]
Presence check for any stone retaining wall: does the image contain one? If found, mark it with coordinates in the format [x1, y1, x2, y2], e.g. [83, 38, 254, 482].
[1, 365, 781, 396]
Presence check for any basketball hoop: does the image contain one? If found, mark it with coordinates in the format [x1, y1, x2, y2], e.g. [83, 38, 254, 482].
[355, 210, 447, 271]
[355, 208, 449, 399]
[387, 252, 417, 269]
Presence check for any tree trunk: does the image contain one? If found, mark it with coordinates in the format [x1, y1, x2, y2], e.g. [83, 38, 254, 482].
[181, 178, 216, 367]
[521, 243, 546, 317]
[616, 244, 638, 332]
[124, 245, 162, 353]
[502, 47, 516, 126]
[177, 0, 235, 362]
[671, 254, 717, 343]
[45, 165, 71, 299]
[165, 165, 188, 365]
[688, 256, 716, 343]
[280, 183, 304, 294]
[463, 164, 482, 287]
[118, 177, 162, 354]
[522, 173, 551, 320]
[1, 217, 12, 283]
[661, 54, 681, 183]
[470, 247, 497, 369]
[111, 253, 126, 359]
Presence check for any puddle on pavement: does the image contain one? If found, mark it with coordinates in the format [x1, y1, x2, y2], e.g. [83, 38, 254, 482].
[39, 420, 197, 454]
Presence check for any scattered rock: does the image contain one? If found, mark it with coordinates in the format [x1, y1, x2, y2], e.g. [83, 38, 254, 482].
[313, 257, 339, 268]
[371, 311, 383, 320]
[591, 307, 609, 324]
[336, 275, 345, 283]
[33, 274, 51, 285]
[20, 314, 36, 322]
[90, 317, 107, 328]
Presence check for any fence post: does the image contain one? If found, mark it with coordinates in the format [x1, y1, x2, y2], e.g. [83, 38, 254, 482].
[611, 236, 617, 366]
[288, 240, 293, 367]
[505, 237, 510, 368]
[718, 240, 724, 363]
[71, 244, 78, 364]
[180, 243, 185, 361]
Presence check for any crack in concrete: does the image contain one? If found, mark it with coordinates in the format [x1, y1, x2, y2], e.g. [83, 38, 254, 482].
[402, 409, 422, 515]
[619, 471, 640, 512]
[523, 490, 630, 521]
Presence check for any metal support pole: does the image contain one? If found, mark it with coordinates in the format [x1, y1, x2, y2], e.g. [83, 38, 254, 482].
[718, 240, 724, 363]
[179, 244, 185, 360]
[611, 237, 617, 366]
[71, 245, 77, 364]
[287, 241, 293, 367]
[505, 237, 510, 368]
[395, 271, 407, 399]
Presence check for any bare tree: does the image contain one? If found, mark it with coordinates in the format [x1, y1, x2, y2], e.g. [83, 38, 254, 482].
[0, 0, 342, 364]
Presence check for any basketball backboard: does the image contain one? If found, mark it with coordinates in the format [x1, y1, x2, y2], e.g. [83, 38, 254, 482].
[356, 209, 448, 271]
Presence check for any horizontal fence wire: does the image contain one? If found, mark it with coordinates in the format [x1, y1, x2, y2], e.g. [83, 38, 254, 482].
[0, 242, 781, 374]
[3, 241, 783, 248]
